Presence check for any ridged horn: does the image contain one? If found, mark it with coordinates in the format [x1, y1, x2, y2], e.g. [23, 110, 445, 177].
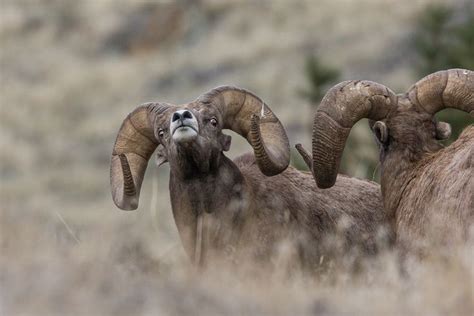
[110, 103, 170, 210]
[406, 69, 474, 115]
[312, 80, 397, 188]
[198, 86, 290, 176]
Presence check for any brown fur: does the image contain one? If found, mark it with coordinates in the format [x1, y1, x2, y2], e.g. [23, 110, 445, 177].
[378, 108, 473, 253]
[169, 150, 387, 267]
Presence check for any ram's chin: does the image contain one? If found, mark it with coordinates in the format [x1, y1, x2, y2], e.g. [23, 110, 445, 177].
[172, 127, 198, 142]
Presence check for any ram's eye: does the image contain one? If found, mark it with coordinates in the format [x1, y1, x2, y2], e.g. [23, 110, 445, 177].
[210, 118, 218, 127]
[158, 129, 164, 137]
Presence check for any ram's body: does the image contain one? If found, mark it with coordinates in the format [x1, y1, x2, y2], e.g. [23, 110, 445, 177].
[172, 152, 386, 265]
[310, 69, 474, 253]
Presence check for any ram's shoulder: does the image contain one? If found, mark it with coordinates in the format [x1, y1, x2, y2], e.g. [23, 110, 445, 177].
[232, 152, 257, 168]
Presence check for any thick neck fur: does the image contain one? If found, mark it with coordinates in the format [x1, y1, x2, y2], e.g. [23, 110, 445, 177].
[169, 151, 245, 213]
[168, 148, 247, 261]
[169, 140, 222, 180]
[379, 111, 443, 222]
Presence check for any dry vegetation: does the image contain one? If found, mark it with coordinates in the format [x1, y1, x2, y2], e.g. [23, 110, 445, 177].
[1, 0, 473, 315]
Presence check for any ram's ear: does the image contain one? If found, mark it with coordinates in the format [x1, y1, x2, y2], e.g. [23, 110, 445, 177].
[220, 134, 232, 152]
[435, 121, 451, 140]
[372, 121, 388, 145]
[156, 145, 168, 167]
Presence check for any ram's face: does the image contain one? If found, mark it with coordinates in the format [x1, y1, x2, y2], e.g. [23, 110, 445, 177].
[111, 86, 290, 211]
[153, 104, 231, 171]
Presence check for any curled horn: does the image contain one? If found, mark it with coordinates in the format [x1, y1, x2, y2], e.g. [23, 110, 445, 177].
[110, 103, 170, 210]
[312, 80, 397, 188]
[198, 86, 290, 176]
[406, 69, 474, 115]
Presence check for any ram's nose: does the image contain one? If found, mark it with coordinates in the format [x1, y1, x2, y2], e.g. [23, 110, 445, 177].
[170, 109, 199, 142]
[172, 110, 194, 122]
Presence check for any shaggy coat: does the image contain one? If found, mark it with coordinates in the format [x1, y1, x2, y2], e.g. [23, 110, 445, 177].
[311, 69, 473, 253]
[173, 152, 387, 265]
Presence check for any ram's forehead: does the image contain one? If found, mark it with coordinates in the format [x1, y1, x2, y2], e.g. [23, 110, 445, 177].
[153, 105, 177, 125]
[388, 95, 435, 122]
[175, 102, 221, 118]
[152, 102, 221, 124]
[396, 95, 417, 112]
[174, 101, 198, 110]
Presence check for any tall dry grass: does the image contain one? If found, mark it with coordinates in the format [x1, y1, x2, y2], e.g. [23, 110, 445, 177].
[3, 205, 473, 315]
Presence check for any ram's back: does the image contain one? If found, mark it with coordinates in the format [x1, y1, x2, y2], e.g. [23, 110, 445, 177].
[233, 153, 388, 257]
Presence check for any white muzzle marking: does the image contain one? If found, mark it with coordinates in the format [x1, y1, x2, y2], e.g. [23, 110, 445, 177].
[170, 110, 199, 142]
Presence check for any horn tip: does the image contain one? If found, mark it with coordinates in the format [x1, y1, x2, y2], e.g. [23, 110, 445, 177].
[112, 194, 139, 211]
[314, 172, 337, 189]
[316, 180, 336, 189]
[260, 163, 289, 177]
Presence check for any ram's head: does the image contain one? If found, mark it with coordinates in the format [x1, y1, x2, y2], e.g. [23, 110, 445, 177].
[110, 86, 290, 210]
[311, 69, 474, 188]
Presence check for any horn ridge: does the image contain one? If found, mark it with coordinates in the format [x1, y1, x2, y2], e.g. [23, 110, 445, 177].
[311, 80, 396, 188]
[410, 69, 474, 115]
[119, 154, 136, 197]
[198, 86, 290, 176]
[110, 103, 169, 210]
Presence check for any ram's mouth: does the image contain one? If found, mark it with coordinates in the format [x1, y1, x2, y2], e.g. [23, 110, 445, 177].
[172, 124, 197, 135]
[171, 123, 199, 142]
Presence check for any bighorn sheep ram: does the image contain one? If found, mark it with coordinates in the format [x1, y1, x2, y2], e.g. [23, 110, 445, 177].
[110, 86, 387, 266]
[311, 69, 473, 252]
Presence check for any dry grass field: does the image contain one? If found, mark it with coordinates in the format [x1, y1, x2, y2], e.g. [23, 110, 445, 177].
[1, 0, 473, 315]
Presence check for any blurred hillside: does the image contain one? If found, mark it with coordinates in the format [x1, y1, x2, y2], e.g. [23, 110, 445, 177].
[1, 1, 473, 315]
